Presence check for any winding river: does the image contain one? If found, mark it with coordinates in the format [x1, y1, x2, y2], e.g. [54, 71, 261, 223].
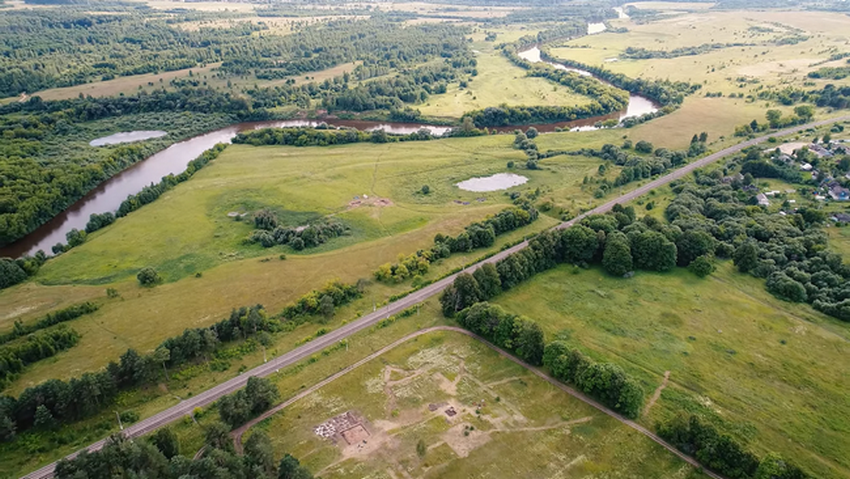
[1, 35, 659, 258]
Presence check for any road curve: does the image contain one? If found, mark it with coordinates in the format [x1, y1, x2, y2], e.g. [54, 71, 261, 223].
[228, 326, 726, 479]
[23, 115, 849, 479]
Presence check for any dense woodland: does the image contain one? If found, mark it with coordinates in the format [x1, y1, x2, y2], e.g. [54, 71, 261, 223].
[0, 9, 467, 98]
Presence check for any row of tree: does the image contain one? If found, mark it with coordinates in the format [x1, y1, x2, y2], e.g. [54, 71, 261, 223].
[375, 206, 538, 283]
[0, 304, 274, 441]
[439, 263, 645, 418]
[279, 280, 362, 322]
[218, 376, 280, 428]
[454, 301, 545, 365]
[0, 301, 98, 345]
[233, 126, 436, 148]
[117, 143, 228, 218]
[543, 341, 644, 418]
[537, 48, 701, 106]
[658, 414, 808, 479]
[0, 326, 80, 386]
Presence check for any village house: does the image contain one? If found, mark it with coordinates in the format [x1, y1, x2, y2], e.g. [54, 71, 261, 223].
[756, 193, 770, 206]
[828, 182, 850, 201]
[831, 213, 850, 224]
[809, 143, 833, 158]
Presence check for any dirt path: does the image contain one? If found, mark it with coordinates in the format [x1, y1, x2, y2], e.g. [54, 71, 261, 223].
[229, 326, 728, 479]
[643, 371, 671, 417]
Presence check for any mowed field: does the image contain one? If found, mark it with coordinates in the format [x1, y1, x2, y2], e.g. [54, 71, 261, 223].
[186, 325, 706, 479]
[491, 263, 850, 479]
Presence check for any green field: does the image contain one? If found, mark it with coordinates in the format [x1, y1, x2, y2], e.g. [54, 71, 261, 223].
[4, 132, 617, 394]
[490, 263, 850, 479]
[419, 42, 594, 119]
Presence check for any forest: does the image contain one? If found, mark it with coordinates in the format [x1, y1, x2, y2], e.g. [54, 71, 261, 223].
[0, 9, 468, 98]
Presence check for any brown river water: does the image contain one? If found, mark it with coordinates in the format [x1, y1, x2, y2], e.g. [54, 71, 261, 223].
[1, 49, 659, 258]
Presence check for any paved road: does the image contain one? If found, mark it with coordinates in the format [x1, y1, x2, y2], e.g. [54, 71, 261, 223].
[23, 115, 849, 478]
[228, 326, 726, 479]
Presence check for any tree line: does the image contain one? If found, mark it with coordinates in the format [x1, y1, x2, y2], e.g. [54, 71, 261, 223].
[0, 304, 277, 441]
[232, 126, 437, 148]
[537, 47, 701, 106]
[279, 280, 362, 323]
[658, 414, 809, 479]
[217, 376, 280, 428]
[115, 143, 228, 219]
[375, 205, 539, 283]
[622, 43, 756, 60]
[0, 326, 80, 387]
[454, 301, 545, 366]
[439, 263, 645, 418]
[543, 341, 644, 418]
[0, 301, 98, 346]
[33, 143, 229, 258]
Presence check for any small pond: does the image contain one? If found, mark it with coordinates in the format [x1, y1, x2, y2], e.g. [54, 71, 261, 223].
[89, 130, 168, 146]
[455, 173, 528, 192]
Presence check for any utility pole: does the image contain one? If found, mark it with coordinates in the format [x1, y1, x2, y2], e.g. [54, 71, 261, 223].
[115, 411, 124, 431]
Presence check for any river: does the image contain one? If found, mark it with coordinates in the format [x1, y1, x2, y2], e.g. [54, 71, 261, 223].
[2, 36, 659, 258]
[516, 46, 659, 124]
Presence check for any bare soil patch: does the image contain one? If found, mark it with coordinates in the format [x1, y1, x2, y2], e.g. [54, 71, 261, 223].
[347, 196, 394, 209]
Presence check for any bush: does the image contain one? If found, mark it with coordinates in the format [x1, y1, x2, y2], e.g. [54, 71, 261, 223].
[688, 255, 716, 278]
[137, 267, 162, 287]
[635, 140, 654, 154]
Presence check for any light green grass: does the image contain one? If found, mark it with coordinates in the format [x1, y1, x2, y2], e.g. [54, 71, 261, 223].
[419, 47, 593, 119]
[492, 263, 850, 479]
[6, 132, 600, 393]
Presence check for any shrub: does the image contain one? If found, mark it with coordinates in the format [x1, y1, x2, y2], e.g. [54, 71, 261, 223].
[137, 267, 162, 287]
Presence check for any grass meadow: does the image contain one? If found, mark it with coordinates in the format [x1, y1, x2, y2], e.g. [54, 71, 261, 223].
[492, 263, 850, 479]
[3, 131, 625, 394]
[419, 40, 594, 119]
